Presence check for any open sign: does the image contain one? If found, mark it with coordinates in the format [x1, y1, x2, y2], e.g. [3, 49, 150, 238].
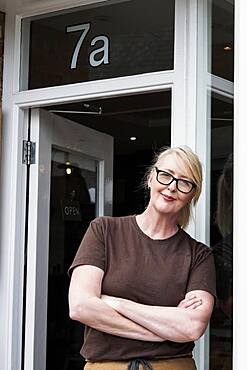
[61, 200, 82, 221]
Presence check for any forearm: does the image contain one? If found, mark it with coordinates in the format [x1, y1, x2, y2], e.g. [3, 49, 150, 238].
[105, 297, 209, 343]
[69, 296, 164, 342]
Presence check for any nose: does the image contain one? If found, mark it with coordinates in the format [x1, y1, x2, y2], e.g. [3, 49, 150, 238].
[167, 179, 177, 192]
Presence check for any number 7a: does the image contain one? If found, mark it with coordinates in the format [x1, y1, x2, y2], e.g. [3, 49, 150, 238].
[66, 23, 90, 70]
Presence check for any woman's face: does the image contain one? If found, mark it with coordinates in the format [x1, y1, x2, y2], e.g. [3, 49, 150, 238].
[148, 154, 195, 218]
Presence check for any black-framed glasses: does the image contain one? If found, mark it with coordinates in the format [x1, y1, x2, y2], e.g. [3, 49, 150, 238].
[155, 167, 196, 194]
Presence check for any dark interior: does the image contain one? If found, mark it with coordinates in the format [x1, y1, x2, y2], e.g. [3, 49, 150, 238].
[45, 90, 171, 215]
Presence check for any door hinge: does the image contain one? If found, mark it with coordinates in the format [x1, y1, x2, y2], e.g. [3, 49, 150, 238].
[22, 140, 36, 165]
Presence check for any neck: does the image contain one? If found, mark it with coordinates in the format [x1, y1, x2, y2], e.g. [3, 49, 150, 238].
[136, 206, 179, 240]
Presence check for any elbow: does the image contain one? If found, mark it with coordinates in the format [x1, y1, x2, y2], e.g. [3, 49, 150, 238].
[69, 296, 99, 323]
[69, 303, 84, 321]
[187, 320, 208, 342]
[69, 299, 90, 322]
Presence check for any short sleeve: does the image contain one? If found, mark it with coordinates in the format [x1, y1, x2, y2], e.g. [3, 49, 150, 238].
[186, 243, 217, 298]
[68, 218, 105, 276]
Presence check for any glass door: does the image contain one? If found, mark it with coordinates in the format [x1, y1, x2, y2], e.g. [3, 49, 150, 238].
[209, 93, 233, 370]
[47, 149, 98, 370]
[24, 108, 113, 370]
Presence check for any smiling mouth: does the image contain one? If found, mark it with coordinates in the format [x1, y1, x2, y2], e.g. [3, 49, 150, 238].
[161, 193, 176, 201]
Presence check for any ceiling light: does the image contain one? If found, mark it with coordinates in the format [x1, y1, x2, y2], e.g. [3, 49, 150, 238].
[224, 45, 232, 51]
[66, 168, 72, 175]
[130, 136, 137, 141]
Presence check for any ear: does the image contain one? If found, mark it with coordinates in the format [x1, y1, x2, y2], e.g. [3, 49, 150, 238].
[147, 171, 154, 188]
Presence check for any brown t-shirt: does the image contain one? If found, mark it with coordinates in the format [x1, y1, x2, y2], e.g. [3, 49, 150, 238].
[69, 215, 216, 361]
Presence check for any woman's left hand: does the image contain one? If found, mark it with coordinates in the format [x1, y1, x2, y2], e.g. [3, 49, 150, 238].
[177, 294, 202, 310]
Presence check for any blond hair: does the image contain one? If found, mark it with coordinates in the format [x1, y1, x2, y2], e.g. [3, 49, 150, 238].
[144, 145, 203, 229]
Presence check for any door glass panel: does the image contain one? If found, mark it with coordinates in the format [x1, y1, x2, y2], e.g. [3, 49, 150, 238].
[209, 93, 233, 370]
[21, 0, 175, 90]
[46, 148, 98, 370]
[208, 0, 234, 81]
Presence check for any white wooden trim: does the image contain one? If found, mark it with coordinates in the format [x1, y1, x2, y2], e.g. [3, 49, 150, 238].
[195, 331, 210, 370]
[171, 0, 187, 146]
[180, 0, 198, 237]
[194, 1, 211, 369]
[0, 9, 29, 370]
[0, 106, 28, 370]
[12, 0, 111, 18]
[196, 0, 211, 247]
[233, 1, 247, 369]
[11, 108, 29, 370]
[14, 71, 174, 106]
[172, 2, 211, 367]
[184, 0, 198, 152]
[24, 109, 43, 370]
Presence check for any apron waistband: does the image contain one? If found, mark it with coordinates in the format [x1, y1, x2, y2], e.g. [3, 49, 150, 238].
[85, 354, 196, 370]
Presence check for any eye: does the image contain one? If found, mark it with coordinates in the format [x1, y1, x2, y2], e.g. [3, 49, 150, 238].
[179, 179, 190, 186]
[158, 171, 173, 183]
[160, 172, 172, 179]
[177, 179, 194, 192]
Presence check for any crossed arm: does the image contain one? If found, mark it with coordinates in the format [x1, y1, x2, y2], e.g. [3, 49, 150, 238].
[69, 265, 214, 343]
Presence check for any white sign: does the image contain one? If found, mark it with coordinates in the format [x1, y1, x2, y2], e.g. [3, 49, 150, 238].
[66, 23, 110, 70]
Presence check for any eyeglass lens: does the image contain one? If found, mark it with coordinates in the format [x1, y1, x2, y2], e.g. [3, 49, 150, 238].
[157, 171, 193, 193]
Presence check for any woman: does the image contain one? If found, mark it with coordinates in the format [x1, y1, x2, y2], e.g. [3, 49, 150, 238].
[68, 146, 216, 370]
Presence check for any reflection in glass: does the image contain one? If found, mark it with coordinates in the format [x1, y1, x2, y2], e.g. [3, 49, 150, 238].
[210, 94, 233, 370]
[46, 149, 97, 370]
[208, 0, 234, 81]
